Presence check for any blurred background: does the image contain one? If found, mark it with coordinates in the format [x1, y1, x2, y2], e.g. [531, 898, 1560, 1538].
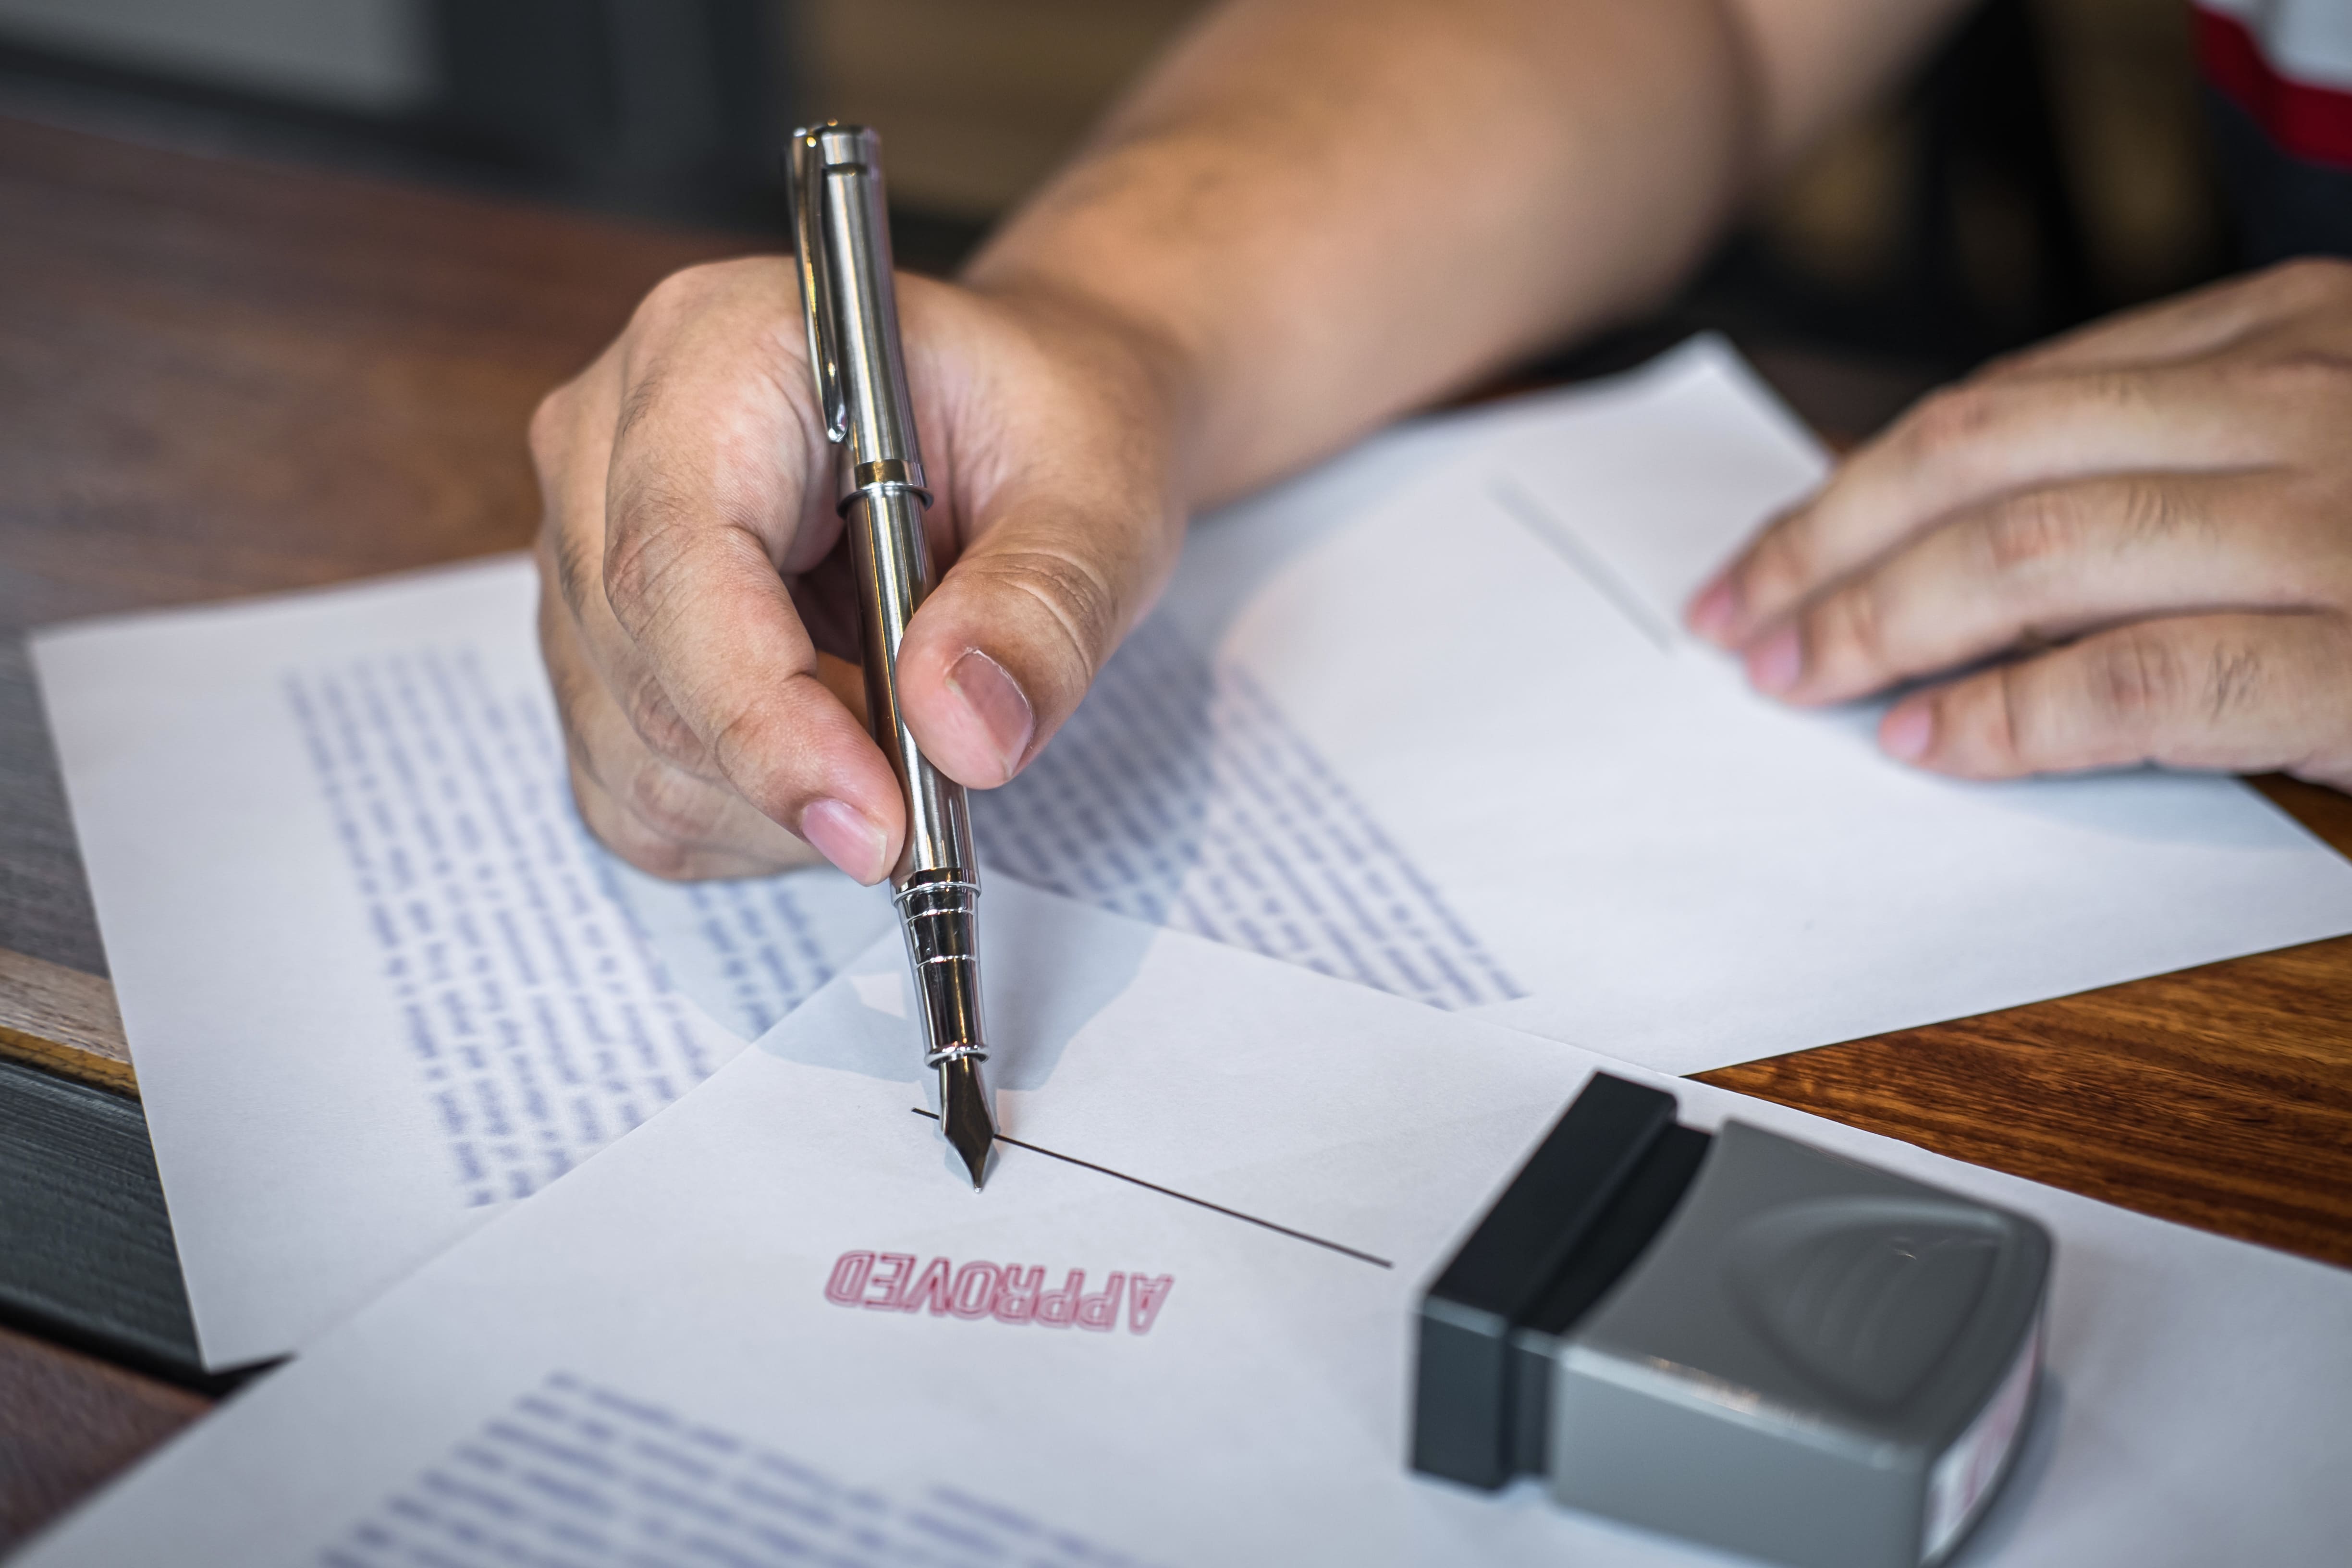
[0, 0, 2232, 382]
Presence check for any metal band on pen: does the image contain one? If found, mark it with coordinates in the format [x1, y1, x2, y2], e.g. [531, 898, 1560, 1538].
[839, 458, 932, 514]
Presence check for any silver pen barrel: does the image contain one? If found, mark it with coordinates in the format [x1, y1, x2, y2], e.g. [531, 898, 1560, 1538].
[792, 122, 995, 1187]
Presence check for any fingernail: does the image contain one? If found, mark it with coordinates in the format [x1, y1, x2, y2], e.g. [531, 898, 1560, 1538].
[1882, 702, 1934, 761]
[945, 649, 1035, 784]
[801, 797, 889, 883]
[1687, 577, 1739, 641]
[1745, 627, 1802, 694]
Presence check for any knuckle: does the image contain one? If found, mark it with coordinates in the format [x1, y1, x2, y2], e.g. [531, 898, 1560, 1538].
[1814, 583, 1890, 670]
[568, 764, 694, 880]
[619, 672, 707, 771]
[2201, 638, 2266, 722]
[1980, 490, 2086, 574]
[527, 386, 571, 475]
[2113, 477, 2203, 550]
[1902, 385, 2000, 459]
[1979, 480, 2199, 586]
[1981, 670, 2030, 770]
[600, 489, 693, 634]
[1739, 522, 1817, 604]
[548, 514, 602, 616]
[631, 261, 728, 334]
[613, 361, 669, 447]
[2086, 630, 2190, 725]
[963, 548, 1121, 674]
[2249, 346, 2352, 404]
[704, 701, 801, 825]
[2077, 368, 2149, 413]
[614, 755, 728, 852]
[2258, 256, 2352, 307]
[705, 702, 769, 781]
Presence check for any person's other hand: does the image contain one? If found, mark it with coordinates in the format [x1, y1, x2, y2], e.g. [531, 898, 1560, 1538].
[532, 258, 1184, 881]
[1687, 259, 2352, 790]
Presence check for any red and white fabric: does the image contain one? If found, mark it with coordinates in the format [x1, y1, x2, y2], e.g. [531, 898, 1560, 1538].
[2194, 0, 2352, 168]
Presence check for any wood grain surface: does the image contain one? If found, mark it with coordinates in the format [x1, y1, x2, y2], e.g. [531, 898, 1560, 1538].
[0, 1323, 207, 1553]
[1699, 774, 2352, 1267]
[0, 948, 131, 1095]
[0, 118, 737, 633]
[0, 110, 2347, 1547]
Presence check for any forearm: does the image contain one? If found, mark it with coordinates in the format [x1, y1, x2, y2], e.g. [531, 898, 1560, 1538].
[965, 0, 1967, 507]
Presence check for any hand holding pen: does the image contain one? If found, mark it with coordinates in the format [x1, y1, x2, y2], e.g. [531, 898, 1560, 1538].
[524, 185, 1187, 880]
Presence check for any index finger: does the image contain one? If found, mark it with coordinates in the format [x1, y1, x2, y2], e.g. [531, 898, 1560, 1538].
[1688, 357, 2283, 649]
[599, 266, 906, 884]
[1985, 257, 2352, 380]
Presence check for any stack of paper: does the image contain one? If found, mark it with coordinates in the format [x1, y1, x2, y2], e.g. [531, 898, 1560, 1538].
[17, 883, 2349, 1565]
[35, 562, 893, 1365]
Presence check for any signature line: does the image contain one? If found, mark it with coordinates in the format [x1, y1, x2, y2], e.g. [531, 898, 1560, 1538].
[910, 1108, 1393, 1269]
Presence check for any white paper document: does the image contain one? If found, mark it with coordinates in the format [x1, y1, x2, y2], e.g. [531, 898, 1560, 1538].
[32, 561, 895, 1367]
[34, 338, 2352, 1369]
[978, 338, 2352, 1067]
[23, 882, 2348, 1568]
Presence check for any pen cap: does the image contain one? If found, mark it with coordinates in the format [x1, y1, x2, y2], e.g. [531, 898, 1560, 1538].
[789, 122, 925, 488]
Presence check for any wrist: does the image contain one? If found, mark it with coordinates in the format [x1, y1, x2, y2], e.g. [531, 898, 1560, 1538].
[961, 249, 1217, 510]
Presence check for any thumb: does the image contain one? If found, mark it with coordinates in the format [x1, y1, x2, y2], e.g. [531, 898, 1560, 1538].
[896, 482, 1179, 789]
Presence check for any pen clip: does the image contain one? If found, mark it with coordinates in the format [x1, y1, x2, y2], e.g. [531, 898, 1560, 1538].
[789, 127, 850, 445]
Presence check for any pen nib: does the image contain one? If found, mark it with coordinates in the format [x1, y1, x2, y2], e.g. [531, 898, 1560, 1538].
[938, 1055, 996, 1190]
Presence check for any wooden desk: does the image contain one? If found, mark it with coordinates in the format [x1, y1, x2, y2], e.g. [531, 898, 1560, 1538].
[2, 113, 2347, 1549]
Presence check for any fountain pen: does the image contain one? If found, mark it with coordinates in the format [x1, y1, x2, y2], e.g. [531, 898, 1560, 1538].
[790, 123, 996, 1188]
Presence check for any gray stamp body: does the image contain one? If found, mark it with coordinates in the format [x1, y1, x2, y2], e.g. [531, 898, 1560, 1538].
[1412, 1075, 2051, 1568]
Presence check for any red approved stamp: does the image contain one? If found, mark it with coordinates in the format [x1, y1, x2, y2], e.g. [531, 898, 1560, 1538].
[824, 1252, 1175, 1335]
